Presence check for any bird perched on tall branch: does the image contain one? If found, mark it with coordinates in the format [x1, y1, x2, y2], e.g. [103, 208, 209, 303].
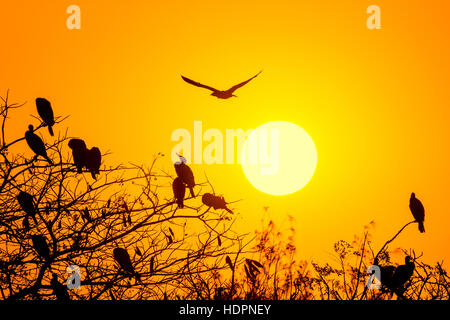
[181, 70, 262, 99]
[409, 193, 425, 233]
[35, 98, 55, 136]
[391, 256, 415, 296]
[174, 154, 195, 197]
[25, 125, 53, 165]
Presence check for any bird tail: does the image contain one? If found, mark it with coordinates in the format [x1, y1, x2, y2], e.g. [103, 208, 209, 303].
[418, 221, 425, 233]
[189, 187, 195, 198]
[45, 155, 54, 165]
[90, 170, 97, 180]
[176, 199, 184, 208]
[48, 125, 54, 136]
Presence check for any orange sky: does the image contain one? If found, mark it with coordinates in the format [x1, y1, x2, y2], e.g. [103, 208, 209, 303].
[1, 0, 449, 265]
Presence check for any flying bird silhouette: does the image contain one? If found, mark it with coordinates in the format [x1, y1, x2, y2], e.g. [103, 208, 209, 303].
[25, 125, 53, 165]
[409, 193, 425, 233]
[50, 273, 70, 301]
[85, 147, 101, 179]
[202, 193, 233, 214]
[172, 177, 186, 208]
[181, 70, 262, 99]
[174, 154, 195, 197]
[31, 235, 50, 260]
[68, 138, 88, 173]
[36, 98, 55, 136]
[113, 247, 140, 282]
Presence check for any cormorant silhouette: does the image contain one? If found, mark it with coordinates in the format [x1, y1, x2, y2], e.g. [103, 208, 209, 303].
[174, 154, 195, 197]
[202, 193, 233, 214]
[113, 248, 140, 282]
[85, 147, 101, 179]
[181, 71, 262, 99]
[17, 191, 38, 229]
[68, 138, 88, 173]
[50, 273, 70, 300]
[36, 98, 55, 136]
[172, 177, 186, 208]
[391, 256, 415, 294]
[25, 125, 53, 165]
[409, 193, 425, 233]
[373, 257, 396, 291]
[31, 235, 50, 260]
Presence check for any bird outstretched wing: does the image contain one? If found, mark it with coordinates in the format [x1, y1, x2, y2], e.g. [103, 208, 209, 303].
[226, 70, 262, 93]
[181, 75, 219, 92]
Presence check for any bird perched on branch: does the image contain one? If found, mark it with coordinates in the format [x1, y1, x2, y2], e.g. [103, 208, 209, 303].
[17, 191, 38, 230]
[36, 98, 55, 136]
[181, 70, 262, 99]
[202, 193, 233, 214]
[391, 256, 415, 295]
[174, 154, 195, 197]
[85, 147, 101, 179]
[31, 235, 50, 261]
[50, 273, 70, 301]
[373, 257, 396, 291]
[409, 193, 425, 233]
[113, 248, 140, 283]
[172, 177, 186, 208]
[68, 138, 88, 173]
[25, 125, 53, 165]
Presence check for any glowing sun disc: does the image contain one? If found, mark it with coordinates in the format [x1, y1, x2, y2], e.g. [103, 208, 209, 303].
[241, 121, 317, 196]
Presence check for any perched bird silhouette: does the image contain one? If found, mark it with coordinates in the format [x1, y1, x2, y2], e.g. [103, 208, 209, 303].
[17, 191, 38, 229]
[391, 256, 415, 295]
[373, 257, 396, 291]
[85, 147, 101, 179]
[172, 177, 186, 208]
[31, 235, 50, 260]
[409, 193, 425, 233]
[36, 98, 55, 136]
[202, 193, 233, 214]
[50, 273, 70, 301]
[174, 154, 195, 197]
[68, 139, 88, 173]
[113, 248, 140, 282]
[181, 71, 262, 99]
[25, 125, 53, 165]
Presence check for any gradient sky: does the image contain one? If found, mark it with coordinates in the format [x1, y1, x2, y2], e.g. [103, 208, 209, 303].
[1, 0, 449, 265]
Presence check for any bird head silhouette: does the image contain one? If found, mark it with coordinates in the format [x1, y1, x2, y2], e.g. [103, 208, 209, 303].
[28, 124, 34, 132]
[405, 256, 412, 263]
[175, 153, 187, 165]
[411, 192, 415, 198]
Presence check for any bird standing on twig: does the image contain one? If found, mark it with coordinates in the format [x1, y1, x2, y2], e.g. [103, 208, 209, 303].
[174, 154, 195, 197]
[181, 71, 262, 99]
[50, 273, 70, 300]
[36, 98, 55, 136]
[25, 125, 53, 165]
[172, 177, 186, 208]
[113, 248, 141, 283]
[85, 147, 101, 179]
[31, 235, 50, 261]
[409, 193, 425, 233]
[202, 193, 233, 214]
[391, 256, 415, 295]
[17, 191, 38, 230]
[68, 138, 88, 173]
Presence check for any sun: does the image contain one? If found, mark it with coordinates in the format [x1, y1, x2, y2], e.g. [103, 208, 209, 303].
[240, 121, 317, 196]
